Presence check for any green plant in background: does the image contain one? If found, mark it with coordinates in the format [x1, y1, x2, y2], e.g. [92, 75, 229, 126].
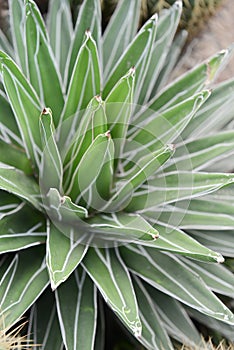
[0, 0, 234, 349]
[101, 0, 226, 38]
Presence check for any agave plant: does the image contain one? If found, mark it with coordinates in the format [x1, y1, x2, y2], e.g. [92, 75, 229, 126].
[0, 0, 234, 349]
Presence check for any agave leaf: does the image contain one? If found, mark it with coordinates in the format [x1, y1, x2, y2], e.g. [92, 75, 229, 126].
[182, 78, 234, 139]
[94, 298, 105, 350]
[144, 286, 201, 346]
[0, 91, 20, 139]
[105, 67, 135, 161]
[187, 308, 234, 342]
[63, 96, 107, 188]
[148, 195, 234, 230]
[164, 130, 234, 172]
[121, 246, 234, 325]
[0, 51, 42, 167]
[0, 163, 41, 210]
[0, 246, 49, 327]
[103, 14, 157, 99]
[0, 204, 46, 254]
[147, 49, 230, 113]
[46, 222, 88, 290]
[132, 276, 173, 350]
[67, 133, 114, 207]
[65, 0, 101, 88]
[27, 289, 63, 350]
[180, 258, 234, 298]
[139, 0, 182, 104]
[25, 0, 64, 126]
[55, 269, 97, 350]
[0, 139, 32, 174]
[104, 145, 174, 212]
[39, 108, 63, 193]
[46, 188, 88, 224]
[0, 29, 14, 58]
[128, 171, 234, 211]
[126, 91, 210, 161]
[47, 0, 73, 80]
[9, 0, 27, 74]
[59, 31, 101, 146]
[86, 212, 159, 244]
[134, 224, 225, 263]
[155, 30, 187, 91]
[103, 0, 141, 80]
[82, 247, 142, 338]
[190, 230, 234, 258]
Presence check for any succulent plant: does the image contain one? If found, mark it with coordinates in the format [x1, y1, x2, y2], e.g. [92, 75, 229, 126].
[0, 0, 234, 349]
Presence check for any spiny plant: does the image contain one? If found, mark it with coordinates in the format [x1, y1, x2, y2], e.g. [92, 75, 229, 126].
[0, 0, 234, 349]
[117, 0, 226, 38]
[0, 315, 36, 349]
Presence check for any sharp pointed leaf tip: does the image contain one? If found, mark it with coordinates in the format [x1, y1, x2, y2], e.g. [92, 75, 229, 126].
[105, 130, 111, 138]
[85, 29, 92, 38]
[42, 107, 50, 115]
[95, 95, 102, 103]
[216, 254, 225, 264]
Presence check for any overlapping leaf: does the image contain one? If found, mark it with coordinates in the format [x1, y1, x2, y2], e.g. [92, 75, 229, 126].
[121, 246, 234, 324]
[83, 247, 142, 337]
[103, 0, 141, 80]
[56, 269, 97, 350]
[25, 0, 64, 125]
[0, 246, 49, 327]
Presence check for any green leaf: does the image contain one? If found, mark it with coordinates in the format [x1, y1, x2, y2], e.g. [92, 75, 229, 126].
[46, 187, 87, 226]
[0, 204, 46, 254]
[133, 276, 173, 350]
[134, 224, 224, 263]
[148, 196, 234, 230]
[39, 108, 63, 193]
[105, 67, 135, 161]
[0, 91, 20, 140]
[47, 0, 73, 80]
[164, 131, 234, 172]
[0, 51, 42, 167]
[190, 230, 234, 258]
[27, 289, 63, 350]
[0, 246, 49, 327]
[63, 96, 107, 189]
[147, 49, 230, 112]
[139, 1, 182, 104]
[154, 29, 187, 92]
[67, 133, 114, 208]
[0, 29, 14, 57]
[9, 0, 27, 74]
[103, 14, 157, 99]
[182, 78, 234, 139]
[0, 163, 41, 210]
[59, 31, 101, 146]
[121, 246, 234, 324]
[103, 0, 141, 79]
[181, 258, 234, 297]
[126, 91, 210, 159]
[187, 308, 234, 342]
[82, 247, 142, 337]
[144, 285, 201, 346]
[104, 145, 174, 212]
[0, 139, 32, 174]
[65, 0, 101, 88]
[46, 222, 88, 290]
[25, 0, 64, 126]
[55, 269, 97, 350]
[86, 212, 159, 245]
[128, 171, 234, 211]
